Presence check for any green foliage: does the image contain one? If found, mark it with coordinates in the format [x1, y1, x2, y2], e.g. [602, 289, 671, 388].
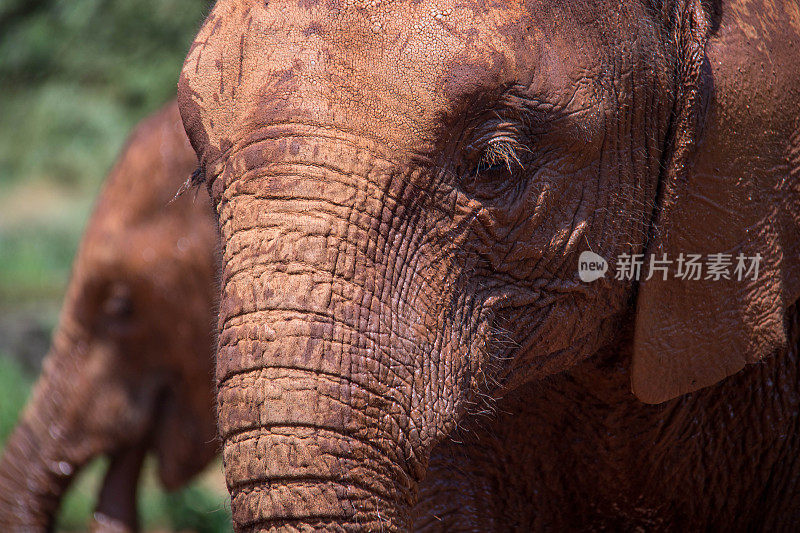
[157, 483, 234, 533]
[55, 458, 109, 530]
[0, 0, 211, 110]
[0, 85, 132, 192]
[0, 189, 89, 301]
[0, 354, 34, 445]
[0, 0, 211, 304]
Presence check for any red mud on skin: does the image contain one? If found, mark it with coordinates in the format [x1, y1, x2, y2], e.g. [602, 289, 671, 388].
[179, 0, 800, 530]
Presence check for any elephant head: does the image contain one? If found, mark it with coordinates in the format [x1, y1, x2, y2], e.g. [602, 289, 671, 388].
[0, 101, 220, 531]
[177, 0, 800, 529]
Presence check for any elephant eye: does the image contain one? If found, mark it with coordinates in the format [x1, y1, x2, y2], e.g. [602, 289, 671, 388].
[102, 284, 134, 321]
[97, 283, 141, 339]
[475, 137, 524, 175]
[460, 136, 526, 198]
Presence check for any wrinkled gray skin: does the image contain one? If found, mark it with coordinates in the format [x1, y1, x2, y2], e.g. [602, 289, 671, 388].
[178, 0, 799, 530]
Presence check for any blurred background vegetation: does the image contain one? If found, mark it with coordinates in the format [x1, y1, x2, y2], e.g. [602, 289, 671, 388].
[0, 0, 231, 530]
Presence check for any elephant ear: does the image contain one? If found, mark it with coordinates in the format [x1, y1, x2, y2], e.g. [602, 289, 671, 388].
[630, 0, 800, 403]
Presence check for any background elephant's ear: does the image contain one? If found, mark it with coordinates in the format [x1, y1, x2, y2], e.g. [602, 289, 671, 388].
[631, 0, 800, 403]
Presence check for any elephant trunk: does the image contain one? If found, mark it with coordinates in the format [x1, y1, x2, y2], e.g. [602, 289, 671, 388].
[0, 346, 88, 530]
[216, 148, 432, 530]
[219, 363, 415, 530]
[217, 269, 419, 531]
[0, 325, 153, 531]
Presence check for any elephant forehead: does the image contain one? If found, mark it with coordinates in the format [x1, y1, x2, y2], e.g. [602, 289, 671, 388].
[180, 0, 566, 155]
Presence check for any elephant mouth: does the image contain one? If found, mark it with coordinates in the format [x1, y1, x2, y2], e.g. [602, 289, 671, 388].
[88, 386, 166, 531]
[93, 441, 149, 531]
[148, 381, 218, 490]
[90, 382, 210, 530]
[51, 375, 215, 530]
[82, 383, 181, 530]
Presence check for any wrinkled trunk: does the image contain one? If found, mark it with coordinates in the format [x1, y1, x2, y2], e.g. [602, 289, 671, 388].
[0, 348, 91, 530]
[216, 140, 438, 530]
[217, 246, 420, 531]
[219, 361, 416, 530]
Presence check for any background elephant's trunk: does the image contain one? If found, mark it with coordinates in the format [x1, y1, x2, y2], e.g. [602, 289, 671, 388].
[0, 345, 92, 529]
[215, 146, 439, 530]
[0, 326, 155, 530]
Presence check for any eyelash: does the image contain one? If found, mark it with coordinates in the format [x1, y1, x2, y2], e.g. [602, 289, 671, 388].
[476, 136, 525, 174]
[190, 165, 206, 186]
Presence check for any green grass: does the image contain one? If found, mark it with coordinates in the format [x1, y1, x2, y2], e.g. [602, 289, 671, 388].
[0, 198, 89, 302]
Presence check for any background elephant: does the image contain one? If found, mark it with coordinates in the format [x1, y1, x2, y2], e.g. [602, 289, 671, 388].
[0, 101, 220, 531]
[177, 0, 800, 530]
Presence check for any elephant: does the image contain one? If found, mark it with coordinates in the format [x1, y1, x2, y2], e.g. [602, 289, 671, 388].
[0, 101, 220, 531]
[176, 0, 800, 530]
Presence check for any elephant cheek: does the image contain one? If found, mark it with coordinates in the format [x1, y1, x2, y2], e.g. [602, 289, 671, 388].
[152, 391, 219, 490]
